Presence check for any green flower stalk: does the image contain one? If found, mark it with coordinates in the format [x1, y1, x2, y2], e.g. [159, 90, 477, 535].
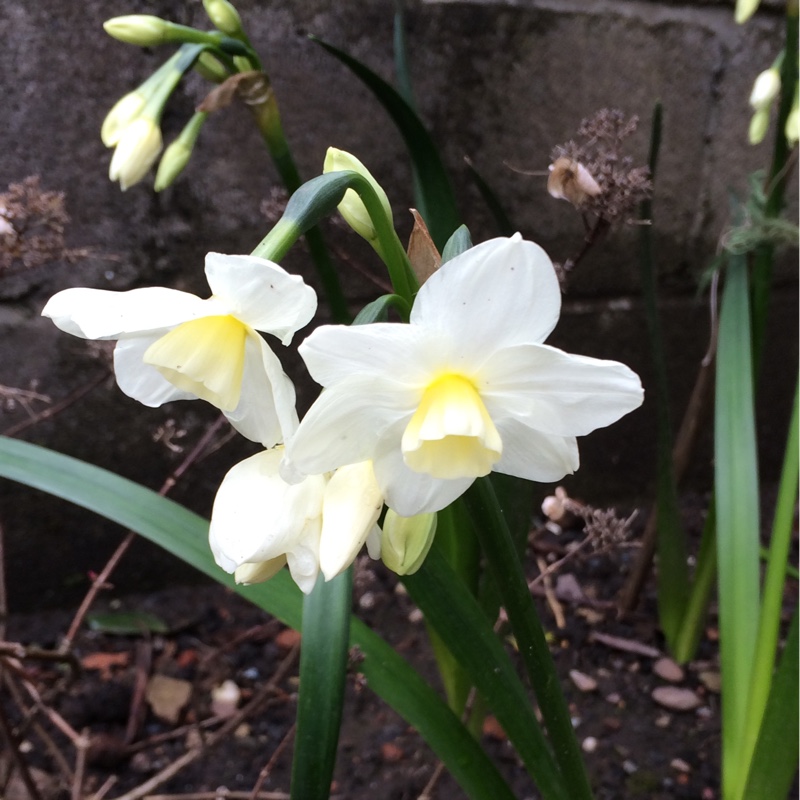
[155, 112, 208, 191]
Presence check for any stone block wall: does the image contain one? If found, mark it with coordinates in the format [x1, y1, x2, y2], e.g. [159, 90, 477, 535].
[0, 0, 796, 609]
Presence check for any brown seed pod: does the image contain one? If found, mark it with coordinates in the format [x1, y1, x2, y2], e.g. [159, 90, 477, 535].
[547, 157, 602, 207]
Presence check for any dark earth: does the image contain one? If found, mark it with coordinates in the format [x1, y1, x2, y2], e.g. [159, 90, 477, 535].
[4, 493, 778, 800]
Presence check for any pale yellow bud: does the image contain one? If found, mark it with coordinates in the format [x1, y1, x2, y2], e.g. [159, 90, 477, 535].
[195, 51, 230, 83]
[203, 0, 244, 36]
[786, 100, 799, 145]
[748, 107, 771, 145]
[109, 117, 163, 190]
[103, 15, 171, 47]
[155, 112, 206, 191]
[380, 510, 437, 576]
[323, 147, 394, 246]
[101, 91, 147, 147]
[735, 0, 761, 24]
[749, 68, 781, 111]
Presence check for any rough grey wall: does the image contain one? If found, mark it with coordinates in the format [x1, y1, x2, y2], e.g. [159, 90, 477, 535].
[1, 0, 796, 609]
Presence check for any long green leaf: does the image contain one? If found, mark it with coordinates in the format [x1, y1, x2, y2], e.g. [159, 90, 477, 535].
[291, 569, 352, 800]
[0, 436, 515, 799]
[463, 479, 593, 800]
[714, 255, 761, 798]
[739, 379, 799, 788]
[312, 36, 461, 250]
[404, 545, 570, 800]
[742, 609, 799, 799]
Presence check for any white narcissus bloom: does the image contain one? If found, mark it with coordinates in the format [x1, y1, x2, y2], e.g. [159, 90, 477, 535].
[209, 447, 384, 593]
[284, 234, 644, 516]
[42, 253, 317, 448]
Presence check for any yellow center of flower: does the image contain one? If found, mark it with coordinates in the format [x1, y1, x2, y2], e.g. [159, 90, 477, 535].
[143, 315, 248, 411]
[401, 374, 502, 479]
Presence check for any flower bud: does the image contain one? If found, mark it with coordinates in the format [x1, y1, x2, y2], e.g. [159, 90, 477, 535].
[323, 147, 394, 248]
[109, 116, 163, 190]
[786, 95, 799, 145]
[203, 0, 245, 37]
[735, 0, 761, 24]
[748, 107, 771, 145]
[101, 91, 147, 147]
[155, 112, 207, 191]
[195, 51, 230, 83]
[103, 15, 171, 47]
[749, 68, 781, 111]
[380, 510, 437, 576]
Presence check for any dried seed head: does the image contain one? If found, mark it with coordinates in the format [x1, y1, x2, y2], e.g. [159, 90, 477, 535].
[547, 158, 602, 207]
[550, 109, 652, 226]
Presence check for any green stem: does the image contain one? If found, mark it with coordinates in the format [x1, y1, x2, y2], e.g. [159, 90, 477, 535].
[290, 569, 352, 800]
[247, 89, 350, 322]
[463, 478, 593, 800]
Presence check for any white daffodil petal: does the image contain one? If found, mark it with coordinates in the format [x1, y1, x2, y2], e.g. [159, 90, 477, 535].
[285, 522, 322, 594]
[493, 418, 580, 482]
[481, 343, 644, 437]
[204, 253, 317, 344]
[373, 421, 474, 516]
[42, 287, 208, 340]
[299, 323, 440, 388]
[411, 234, 561, 353]
[224, 333, 298, 447]
[114, 336, 198, 407]
[209, 449, 326, 569]
[319, 461, 384, 580]
[235, 556, 287, 585]
[285, 376, 416, 477]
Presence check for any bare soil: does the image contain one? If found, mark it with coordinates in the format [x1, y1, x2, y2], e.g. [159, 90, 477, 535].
[4, 499, 768, 800]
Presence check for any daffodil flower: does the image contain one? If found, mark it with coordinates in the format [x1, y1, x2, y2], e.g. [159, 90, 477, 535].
[283, 234, 644, 516]
[42, 253, 317, 447]
[209, 447, 383, 593]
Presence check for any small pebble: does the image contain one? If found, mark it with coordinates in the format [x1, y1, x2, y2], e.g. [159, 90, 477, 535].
[569, 669, 598, 692]
[652, 686, 702, 712]
[211, 679, 241, 718]
[653, 657, 684, 683]
[623, 759, 638, 774]
[482, 715, 506, 741]
[408, 608, 424, 623]
[671, 758, 691, 773]
[605, 692, 622, 705]
[582, 736, 598, 753]
[602, 716, 622, 732]
[381, 743, 404, 763]
[696, 706, 714, 720]
[655, 713, 672, 728]
[699, 671, 721, 693]
[275, 628, 301, 650]
[358, 591, 377, 610]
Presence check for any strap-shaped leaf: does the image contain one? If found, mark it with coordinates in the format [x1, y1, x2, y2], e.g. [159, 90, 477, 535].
[0, 436, 515, 799]
[291, 569, 352, 800]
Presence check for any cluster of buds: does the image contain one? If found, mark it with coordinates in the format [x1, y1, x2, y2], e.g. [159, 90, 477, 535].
[99, 0, 259, 191]
[747, 58, 798, 146]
